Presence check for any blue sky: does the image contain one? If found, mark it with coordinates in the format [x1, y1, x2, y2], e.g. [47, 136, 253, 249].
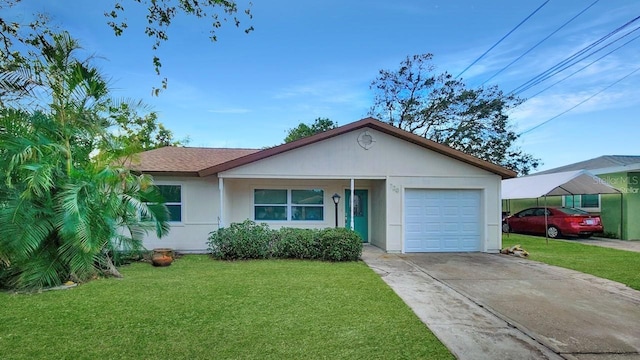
[14, 0, 640, 172]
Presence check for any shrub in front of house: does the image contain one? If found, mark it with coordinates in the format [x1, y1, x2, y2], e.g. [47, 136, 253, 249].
[272, 228, 322, 259]
[318, 227, 363, 261]
[208, 220, 276, 260]
[207, 222, 362, 261]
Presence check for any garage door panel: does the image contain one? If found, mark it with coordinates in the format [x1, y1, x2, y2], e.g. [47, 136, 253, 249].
[461, 207, 477, 216]
[425, 223, 440, 231]
[443, 209, 459, 217]
[462, 237, 478, 247]
[406, 209, 424, 216]
[404, 189, 481, 252]
[425, 207, 440, 215]
[443, 223, 459, 232]
[424, 192, 440, 200]
[442, 192, 458, 200]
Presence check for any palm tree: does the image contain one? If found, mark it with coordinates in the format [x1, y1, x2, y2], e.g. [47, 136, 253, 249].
[0, 32, 169, 290]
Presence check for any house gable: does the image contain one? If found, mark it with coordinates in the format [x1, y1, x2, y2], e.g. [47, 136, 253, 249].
[201, 118, 515, 179]
[218, 127, 498, 179]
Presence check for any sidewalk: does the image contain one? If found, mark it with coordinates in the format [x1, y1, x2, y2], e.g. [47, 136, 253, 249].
[560, 237, 640, 253]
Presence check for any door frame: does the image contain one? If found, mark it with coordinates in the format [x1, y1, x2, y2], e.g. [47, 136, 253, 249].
[344, 188, 370, 243]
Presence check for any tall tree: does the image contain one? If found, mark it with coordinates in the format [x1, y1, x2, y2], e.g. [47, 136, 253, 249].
[0, 32, 170, 290]
[0, 0, 253, 94]
[107, 100, 188, 152]
[369, 54, 539, 175]
[284, 117, 338, 143]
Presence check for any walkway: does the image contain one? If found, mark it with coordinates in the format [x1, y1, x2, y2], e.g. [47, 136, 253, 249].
[563, 237, 640, 253]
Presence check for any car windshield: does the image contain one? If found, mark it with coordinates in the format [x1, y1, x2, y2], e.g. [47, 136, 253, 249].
[557, 207, 590, 215]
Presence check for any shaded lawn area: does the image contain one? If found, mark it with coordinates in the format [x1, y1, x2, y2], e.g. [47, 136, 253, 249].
[0, 256, 452, 360]
[503, 234, 640, 290]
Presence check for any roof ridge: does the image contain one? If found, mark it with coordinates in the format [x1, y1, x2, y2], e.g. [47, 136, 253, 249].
[197, 117, 516, 179]
[179, 146, 261, 151]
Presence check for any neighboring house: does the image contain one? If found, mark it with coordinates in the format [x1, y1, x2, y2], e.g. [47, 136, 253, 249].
[503, 155, 640, 240]
[128, 118, 515, 253]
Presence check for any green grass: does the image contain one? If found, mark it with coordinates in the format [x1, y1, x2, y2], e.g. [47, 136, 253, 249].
[503, 234, 640, 290]
[0, 256, 452, 360]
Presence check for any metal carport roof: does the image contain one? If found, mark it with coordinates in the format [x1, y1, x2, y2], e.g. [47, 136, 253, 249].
[502, 170, 621, 200]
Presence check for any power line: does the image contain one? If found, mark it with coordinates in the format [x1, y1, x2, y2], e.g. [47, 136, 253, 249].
[481, 0, 599, 86]
[524, 27, 640, 100]
[510, 14, 640, 95]
[515, 25, 640, 95]
[519, 66, 640, 135]
[455, 0, 550, 79]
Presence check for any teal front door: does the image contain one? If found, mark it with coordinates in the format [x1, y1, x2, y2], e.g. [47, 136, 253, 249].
[345, 189, 368, 242]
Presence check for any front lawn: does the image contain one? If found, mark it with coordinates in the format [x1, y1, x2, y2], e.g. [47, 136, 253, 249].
[0, 256, 452, 360]
[503, 234, 640, 290]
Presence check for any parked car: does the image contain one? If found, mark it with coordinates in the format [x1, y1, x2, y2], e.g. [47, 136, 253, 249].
[502, 207, 603, 239]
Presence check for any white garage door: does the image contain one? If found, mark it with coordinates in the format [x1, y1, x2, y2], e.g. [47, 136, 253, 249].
[404, 189, 481, 252]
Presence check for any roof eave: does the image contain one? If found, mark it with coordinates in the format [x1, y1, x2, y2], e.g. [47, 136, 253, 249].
[198, 117, 516, 179]
[139, 170, 201, 177]
[365, 121, 517, 179]
[198, 120, 367, 177]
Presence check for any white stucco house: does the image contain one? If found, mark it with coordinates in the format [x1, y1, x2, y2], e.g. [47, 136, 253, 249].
[129, 118, 516, 253]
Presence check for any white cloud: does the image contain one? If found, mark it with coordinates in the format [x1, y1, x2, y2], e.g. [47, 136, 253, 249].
[510, 85, 637, 134]
[272, 79, 368, 105]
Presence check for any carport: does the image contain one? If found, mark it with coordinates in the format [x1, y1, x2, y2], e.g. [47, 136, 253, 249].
[501, 170, 621, 240]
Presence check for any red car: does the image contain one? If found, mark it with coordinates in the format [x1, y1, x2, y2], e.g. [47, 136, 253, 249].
[502, 207, 603, 239]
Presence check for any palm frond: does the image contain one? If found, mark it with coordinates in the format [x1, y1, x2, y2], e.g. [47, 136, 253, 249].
[19, 163, 55, 199]
[0, 197, 55, 260]
[0, 65, 37, 104]
[0, 31, 172, 290]
[9, 237, 68, 290]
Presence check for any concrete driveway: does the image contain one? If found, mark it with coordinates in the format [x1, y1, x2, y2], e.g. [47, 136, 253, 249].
[362, 246, 640, 360]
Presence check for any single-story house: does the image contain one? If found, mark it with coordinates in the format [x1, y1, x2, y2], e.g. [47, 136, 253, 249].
[502, 155, 640, 240]
[128, 118, 516, 253]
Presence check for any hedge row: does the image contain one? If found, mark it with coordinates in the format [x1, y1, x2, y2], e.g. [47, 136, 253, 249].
[207, 220, 362, 261]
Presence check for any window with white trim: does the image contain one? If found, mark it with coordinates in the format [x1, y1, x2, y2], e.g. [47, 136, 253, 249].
[563, 194, 600, 211]
[254, 189, 324, 221]
[157, 185, 182, 222]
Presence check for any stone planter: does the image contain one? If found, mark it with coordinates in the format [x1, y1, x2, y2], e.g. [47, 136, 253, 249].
[151, 248, 174, 267]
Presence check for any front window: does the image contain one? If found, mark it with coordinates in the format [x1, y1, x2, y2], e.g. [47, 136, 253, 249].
[157, 185, 182, 222]
[292, 189, 324, 221]
[254, 189, 287, 221]
[254, 189, 324, 221]
[563, 194, 600, 210]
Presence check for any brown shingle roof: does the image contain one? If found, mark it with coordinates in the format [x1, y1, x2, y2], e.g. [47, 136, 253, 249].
[129, 118, 516, 179]
[198, 117, 516, 179]
[127, 147, 259, 176]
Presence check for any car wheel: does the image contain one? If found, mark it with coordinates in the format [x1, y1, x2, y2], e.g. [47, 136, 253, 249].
[502, 223, 510, 233]
[547, 226, 560, 239]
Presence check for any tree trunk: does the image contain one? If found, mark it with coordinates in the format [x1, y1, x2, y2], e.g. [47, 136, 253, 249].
[103, 253, 123, 278]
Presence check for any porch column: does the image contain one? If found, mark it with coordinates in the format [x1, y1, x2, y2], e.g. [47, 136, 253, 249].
[350, 178, 355, 230]
[218, 177, 224, 228]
